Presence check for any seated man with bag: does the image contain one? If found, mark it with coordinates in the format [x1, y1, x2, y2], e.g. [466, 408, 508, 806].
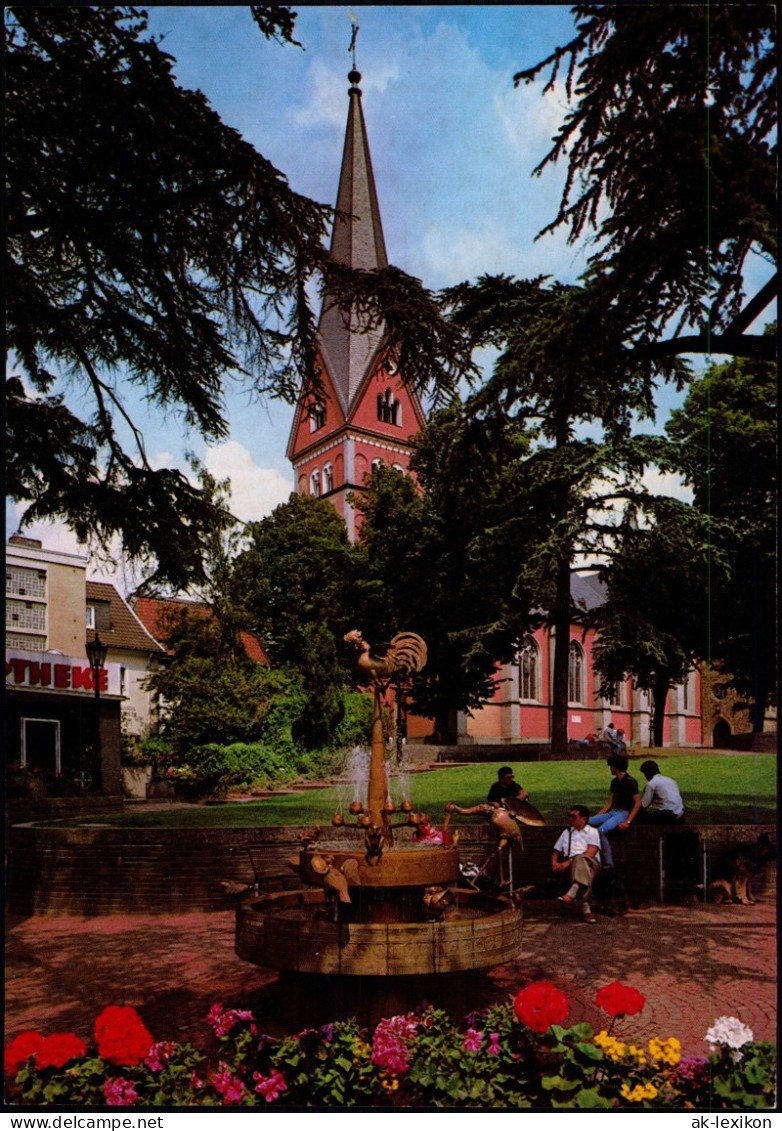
[551, 804, 601, 924]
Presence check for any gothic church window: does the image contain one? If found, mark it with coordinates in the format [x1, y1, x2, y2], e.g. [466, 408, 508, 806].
[323, 463, 333, 493]
[310, 469, 321, 497]
[568, 641, 585, 704]
[519, 637, 540, 701]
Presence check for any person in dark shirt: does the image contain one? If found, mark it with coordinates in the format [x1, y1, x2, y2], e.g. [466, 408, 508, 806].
[487, 766, 528, 806]
[588, 754, 641, 868]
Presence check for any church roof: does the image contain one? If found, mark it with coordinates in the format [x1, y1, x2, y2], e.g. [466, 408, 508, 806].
[317, 69, 388, 415]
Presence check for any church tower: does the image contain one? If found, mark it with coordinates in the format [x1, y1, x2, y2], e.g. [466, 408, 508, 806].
[286, 67, 426, 541]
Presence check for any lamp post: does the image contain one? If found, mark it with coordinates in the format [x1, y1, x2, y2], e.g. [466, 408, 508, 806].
[83, 633, 108, 792]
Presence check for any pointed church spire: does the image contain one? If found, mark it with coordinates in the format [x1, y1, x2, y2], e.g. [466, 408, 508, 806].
[317, 67, 388, 413]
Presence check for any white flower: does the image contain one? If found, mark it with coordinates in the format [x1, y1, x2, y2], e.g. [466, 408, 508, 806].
[704, 1016, 754, 1062]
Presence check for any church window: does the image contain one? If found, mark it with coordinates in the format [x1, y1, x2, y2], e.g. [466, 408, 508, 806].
[519, 637, 539, 701]
[607, 681, 625, 708]
[309, 402, 326, 432]
[323, 463, 333, 493]
[310, 469, 321, 497]
[371, 458, 385, 472]
[568, 641, 585, 704]
[377, 388, 400, 426]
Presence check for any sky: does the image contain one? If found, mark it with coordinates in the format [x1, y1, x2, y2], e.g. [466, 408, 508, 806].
[7, 4, 771, 589]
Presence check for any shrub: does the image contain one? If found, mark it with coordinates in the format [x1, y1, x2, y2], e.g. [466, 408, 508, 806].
[5, 991, 776, 1110]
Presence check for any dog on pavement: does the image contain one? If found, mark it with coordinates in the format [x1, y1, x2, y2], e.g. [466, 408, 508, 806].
[710, 834, 775, 905]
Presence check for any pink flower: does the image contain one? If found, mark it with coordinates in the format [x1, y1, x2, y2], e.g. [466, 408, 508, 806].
[371, 1013, 418, 1075]
[207, 1003, 256, 1037]
[463, 1028, 483, 1053]
[514, 982, 570, 1033]
[144, 1041, 177, 1072]
[487, 1032, 501, 1056]
[595, 981, 646, 1018]
[211, 1062, 246, 1105]
[103, 1077, 139, 1106]
[253, 1069, 288, 1102]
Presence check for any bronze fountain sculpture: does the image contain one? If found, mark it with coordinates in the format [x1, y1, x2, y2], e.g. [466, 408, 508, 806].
[235, 630, 524, 1026]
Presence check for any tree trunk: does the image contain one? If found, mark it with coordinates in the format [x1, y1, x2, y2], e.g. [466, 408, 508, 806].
[651, 678, 670, 747]
[550, 554, 572, 757]
[751, 676, 768, 734]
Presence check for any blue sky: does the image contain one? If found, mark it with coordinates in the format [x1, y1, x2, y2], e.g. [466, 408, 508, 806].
[9, 5, 772, 586]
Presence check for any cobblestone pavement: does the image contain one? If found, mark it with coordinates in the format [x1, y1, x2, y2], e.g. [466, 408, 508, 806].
[4, 897, 776, 1060]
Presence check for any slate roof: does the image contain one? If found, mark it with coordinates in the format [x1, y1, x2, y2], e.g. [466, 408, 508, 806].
[86, 581, 166, 655]
[571, 573, 607, 613]
[317, 70, 388, 415]
[130, 596, 268, 665]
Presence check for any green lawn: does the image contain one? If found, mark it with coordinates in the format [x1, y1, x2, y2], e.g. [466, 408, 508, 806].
[51, 754, 776, 828]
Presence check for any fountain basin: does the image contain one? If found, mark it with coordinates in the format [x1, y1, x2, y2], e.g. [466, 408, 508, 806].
[236, 886, 522, 978]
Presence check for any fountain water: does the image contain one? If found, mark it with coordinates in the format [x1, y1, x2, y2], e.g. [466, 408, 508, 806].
[235, 631, 523, 1027]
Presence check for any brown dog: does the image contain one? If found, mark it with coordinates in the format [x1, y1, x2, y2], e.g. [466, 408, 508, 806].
[710, 834, 775, 904]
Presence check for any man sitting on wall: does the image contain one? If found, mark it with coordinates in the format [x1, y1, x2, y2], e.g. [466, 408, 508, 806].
[551, 804, 601, 924]
[637, 760, 685, 823]
[487, 766, 528, 806]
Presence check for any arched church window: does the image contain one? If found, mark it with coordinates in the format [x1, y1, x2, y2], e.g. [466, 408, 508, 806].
[310, 469, 321, 497]
[371, 458, 385, 474]
[323, 463, 333, 493]
[568, 641, 585, 704]
[519, 637, 540, 702]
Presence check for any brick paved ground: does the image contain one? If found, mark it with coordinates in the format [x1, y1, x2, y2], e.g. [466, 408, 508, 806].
[5, 896, 776, 1061]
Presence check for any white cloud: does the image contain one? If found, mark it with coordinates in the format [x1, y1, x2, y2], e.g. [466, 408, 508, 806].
[204, 440, 293, 524]
[494, 78, 571, 160]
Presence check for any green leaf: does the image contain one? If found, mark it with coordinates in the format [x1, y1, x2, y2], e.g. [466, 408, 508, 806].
[542, 1074, 579, 1092]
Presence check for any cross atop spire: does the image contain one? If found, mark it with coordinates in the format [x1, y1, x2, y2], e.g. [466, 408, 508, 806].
[348, 10, 359, 69]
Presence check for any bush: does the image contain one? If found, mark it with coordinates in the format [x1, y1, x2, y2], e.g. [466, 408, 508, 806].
[5, 991, 776, 1109]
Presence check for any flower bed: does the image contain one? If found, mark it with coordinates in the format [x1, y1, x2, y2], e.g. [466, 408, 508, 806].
[4, 984, 775, 1109]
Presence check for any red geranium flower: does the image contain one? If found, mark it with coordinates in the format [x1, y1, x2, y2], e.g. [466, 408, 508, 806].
[513, 981, 570, 1033]
[595, 981, 646, 1018]
[94, 1006, 153, 1067]
[4, 1032, 45, 1075]
[35, 1033, 87, 1069]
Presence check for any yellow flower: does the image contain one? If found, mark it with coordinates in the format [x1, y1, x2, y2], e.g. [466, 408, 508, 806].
[649, 1036, 682, 1067]
[621, 1082, 658, 1103]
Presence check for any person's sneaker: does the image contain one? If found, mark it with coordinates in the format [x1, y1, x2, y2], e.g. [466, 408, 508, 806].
[557, 894, 575, 905]
[583, 913, 597, 924]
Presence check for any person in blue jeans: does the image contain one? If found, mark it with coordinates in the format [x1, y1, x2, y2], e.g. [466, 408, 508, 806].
[588, 753, 642, 868]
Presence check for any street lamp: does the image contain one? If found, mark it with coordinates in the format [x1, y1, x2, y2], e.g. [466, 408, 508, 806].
[82, 633, 108, 791]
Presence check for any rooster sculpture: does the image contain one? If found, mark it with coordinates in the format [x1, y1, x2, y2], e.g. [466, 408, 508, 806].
[343, 629, 427, 684]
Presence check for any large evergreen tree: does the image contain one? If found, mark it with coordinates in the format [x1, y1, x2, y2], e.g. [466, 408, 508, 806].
[5, 6, 473, 589]
[516, 3, 776, 362]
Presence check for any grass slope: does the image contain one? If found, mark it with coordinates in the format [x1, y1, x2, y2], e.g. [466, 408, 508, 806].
[54, 755, 776, 828]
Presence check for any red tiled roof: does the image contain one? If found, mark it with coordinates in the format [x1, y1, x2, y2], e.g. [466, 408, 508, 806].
[86, 581, 166, 655]
[130, 596, 269, 665]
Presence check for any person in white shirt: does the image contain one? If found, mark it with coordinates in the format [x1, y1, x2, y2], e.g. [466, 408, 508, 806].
[551, 805, 602, 924]
[637, 760, 685, 823]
